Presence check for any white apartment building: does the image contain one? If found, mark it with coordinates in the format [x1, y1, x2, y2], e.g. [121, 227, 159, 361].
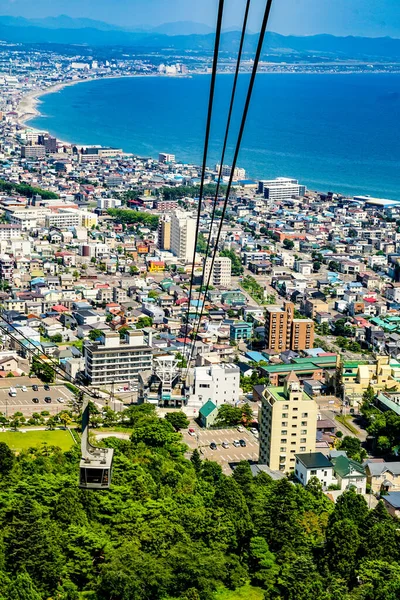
[190, 363, 240, 407]
[6, 207, 50, 230]
[45, 209, 98, 229]
[203, 256, 232, 287]
[159, 153, 176, 163]
[0, 224, 22, 240]
[170, 210, 196, 262]
[294, 452, 335, 489]
[97, 198, 122, 210]
[46, 212, 81, 228]
[84, 330, 153, 386]
[215, 164, 246, 180]
[258, 177, 306, 201]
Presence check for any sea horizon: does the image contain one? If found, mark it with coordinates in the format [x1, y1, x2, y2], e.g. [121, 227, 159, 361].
[27, 72, 400, 199]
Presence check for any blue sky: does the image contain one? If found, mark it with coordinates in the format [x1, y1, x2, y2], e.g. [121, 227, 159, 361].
[1, 0, 400, 37]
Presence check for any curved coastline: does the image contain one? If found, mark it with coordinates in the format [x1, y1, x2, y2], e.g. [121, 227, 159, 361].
[17, 73, 191, 146]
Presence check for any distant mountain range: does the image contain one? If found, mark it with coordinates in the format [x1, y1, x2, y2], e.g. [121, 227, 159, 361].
[0, 15, 399, 60]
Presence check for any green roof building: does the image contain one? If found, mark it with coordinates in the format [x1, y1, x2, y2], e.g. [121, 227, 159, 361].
[198, 400, 218, 428]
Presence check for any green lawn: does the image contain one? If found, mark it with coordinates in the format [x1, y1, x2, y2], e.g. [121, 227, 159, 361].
[214, 584, 265, 600]
[0, 429, 75, 452]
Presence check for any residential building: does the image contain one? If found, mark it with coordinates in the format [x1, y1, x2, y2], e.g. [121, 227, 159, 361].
[203, 256, 232, 287]
[190, 363, 240, 407]
[215, 163, 246, 180]
[258, 177, 306, 201]
[365, 460, 400, 494]
[229, 321, 252, 343]
[170, 210, 196, 262]
[0, 254, 13, 283]
[295, 452, 335, 489]
[382, 492, 400, 518]
[259, 371, 318, 472]
[265, 301, 314, 352]
[21, 145, 46, 159]
[84, 330, 153, 386]
[330, 453, 367, 494]
[158, 216, 171, 251]
[198, 400, 218, 428]
[159, 153, 175, 163]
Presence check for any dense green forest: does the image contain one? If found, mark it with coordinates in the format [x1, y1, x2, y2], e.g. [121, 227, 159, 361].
[0, 404, 399, 600]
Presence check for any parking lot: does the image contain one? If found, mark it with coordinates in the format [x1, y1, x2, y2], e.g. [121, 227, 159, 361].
[183, 427, 259, 474]
[0, 385, 75, 417]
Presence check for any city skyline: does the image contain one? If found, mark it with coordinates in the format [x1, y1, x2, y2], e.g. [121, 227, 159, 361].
[0, 0, 399, 38]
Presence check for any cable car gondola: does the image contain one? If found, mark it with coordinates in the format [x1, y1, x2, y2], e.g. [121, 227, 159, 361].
[79, 395, 114, 490]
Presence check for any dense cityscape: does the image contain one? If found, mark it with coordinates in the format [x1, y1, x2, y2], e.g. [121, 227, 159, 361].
[0, 10, 399, 600]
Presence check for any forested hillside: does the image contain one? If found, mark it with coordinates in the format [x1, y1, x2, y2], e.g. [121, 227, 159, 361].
[0, 404, 398, 599]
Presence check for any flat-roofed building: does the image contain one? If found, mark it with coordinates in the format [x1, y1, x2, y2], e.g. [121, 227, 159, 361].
[259, 371, 318, 472]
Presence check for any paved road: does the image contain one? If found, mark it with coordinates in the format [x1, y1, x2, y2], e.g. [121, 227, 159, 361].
[322, 408, 368, 442]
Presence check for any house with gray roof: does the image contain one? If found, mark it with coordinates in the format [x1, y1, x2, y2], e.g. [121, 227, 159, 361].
[364, 460, 400, 493]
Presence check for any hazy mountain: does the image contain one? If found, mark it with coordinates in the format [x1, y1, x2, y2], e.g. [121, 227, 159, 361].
[152, 21, 214, 36]
[0, 15, 399, 61]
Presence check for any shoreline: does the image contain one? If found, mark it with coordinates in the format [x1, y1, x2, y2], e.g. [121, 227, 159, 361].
[17, 68, 400, 142]
[16, 73, 192, 144]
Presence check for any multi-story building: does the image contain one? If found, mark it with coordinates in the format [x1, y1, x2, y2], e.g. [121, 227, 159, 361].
[258, 177, 306, 201]
[0, 254, 14, 283]
[0, 224, 22, 240]
[21, 145, 46, 159]
[154, 199, 178, 211]
[259, 371, 318, 472]
[190, 363, 240, 407]
[203, 256, 232, 287]
[46, 212, 81, 229]
[265, 301, 314, 352]
[158, 216, 171, 251]
[215, 163, 246, 180]
[230, 321, 253, 343]
[170, 210, 196, 262]
[159, 153, 175, 163]
[84, 330, 153, 386]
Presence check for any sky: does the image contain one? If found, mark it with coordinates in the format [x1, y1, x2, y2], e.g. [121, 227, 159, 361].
[0, 0, 400, 38]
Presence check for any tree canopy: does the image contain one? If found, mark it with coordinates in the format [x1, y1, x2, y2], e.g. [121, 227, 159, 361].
[0, 404, 397, 599]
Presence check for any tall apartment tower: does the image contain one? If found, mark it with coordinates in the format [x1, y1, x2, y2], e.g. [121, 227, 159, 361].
[265, 301, 314, 352]
[259, 371, 318, 472]
[203, 256, 232, 287]
[157, 217, 171, 251]
[170, 210, 196, 263]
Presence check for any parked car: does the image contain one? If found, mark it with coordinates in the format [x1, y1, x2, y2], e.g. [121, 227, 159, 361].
[188, 428, 196, 437]
[239, 439, 247, 447]
[57, 397, 65, 403]
[237, 425, 244, 432]
[32, 384, 38, 391]
[222, 441, 229, 449]
[44, 384, 50, 391]
[44, 396, 52, 403]
[233, 440, 240, 447]
[21, 386, 27, 392]
[250, 427, 258, 435]
[210, 442, 217, 450]
[32, 397, 39, 404]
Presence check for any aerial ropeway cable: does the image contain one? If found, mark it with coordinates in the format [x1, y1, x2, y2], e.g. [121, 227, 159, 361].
[188, 0, 252, 360]
[185, 0, 275, 374]
[181, 0, 225, 365]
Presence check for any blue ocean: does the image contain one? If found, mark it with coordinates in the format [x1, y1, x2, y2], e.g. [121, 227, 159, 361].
[29, 73, 400, 199]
